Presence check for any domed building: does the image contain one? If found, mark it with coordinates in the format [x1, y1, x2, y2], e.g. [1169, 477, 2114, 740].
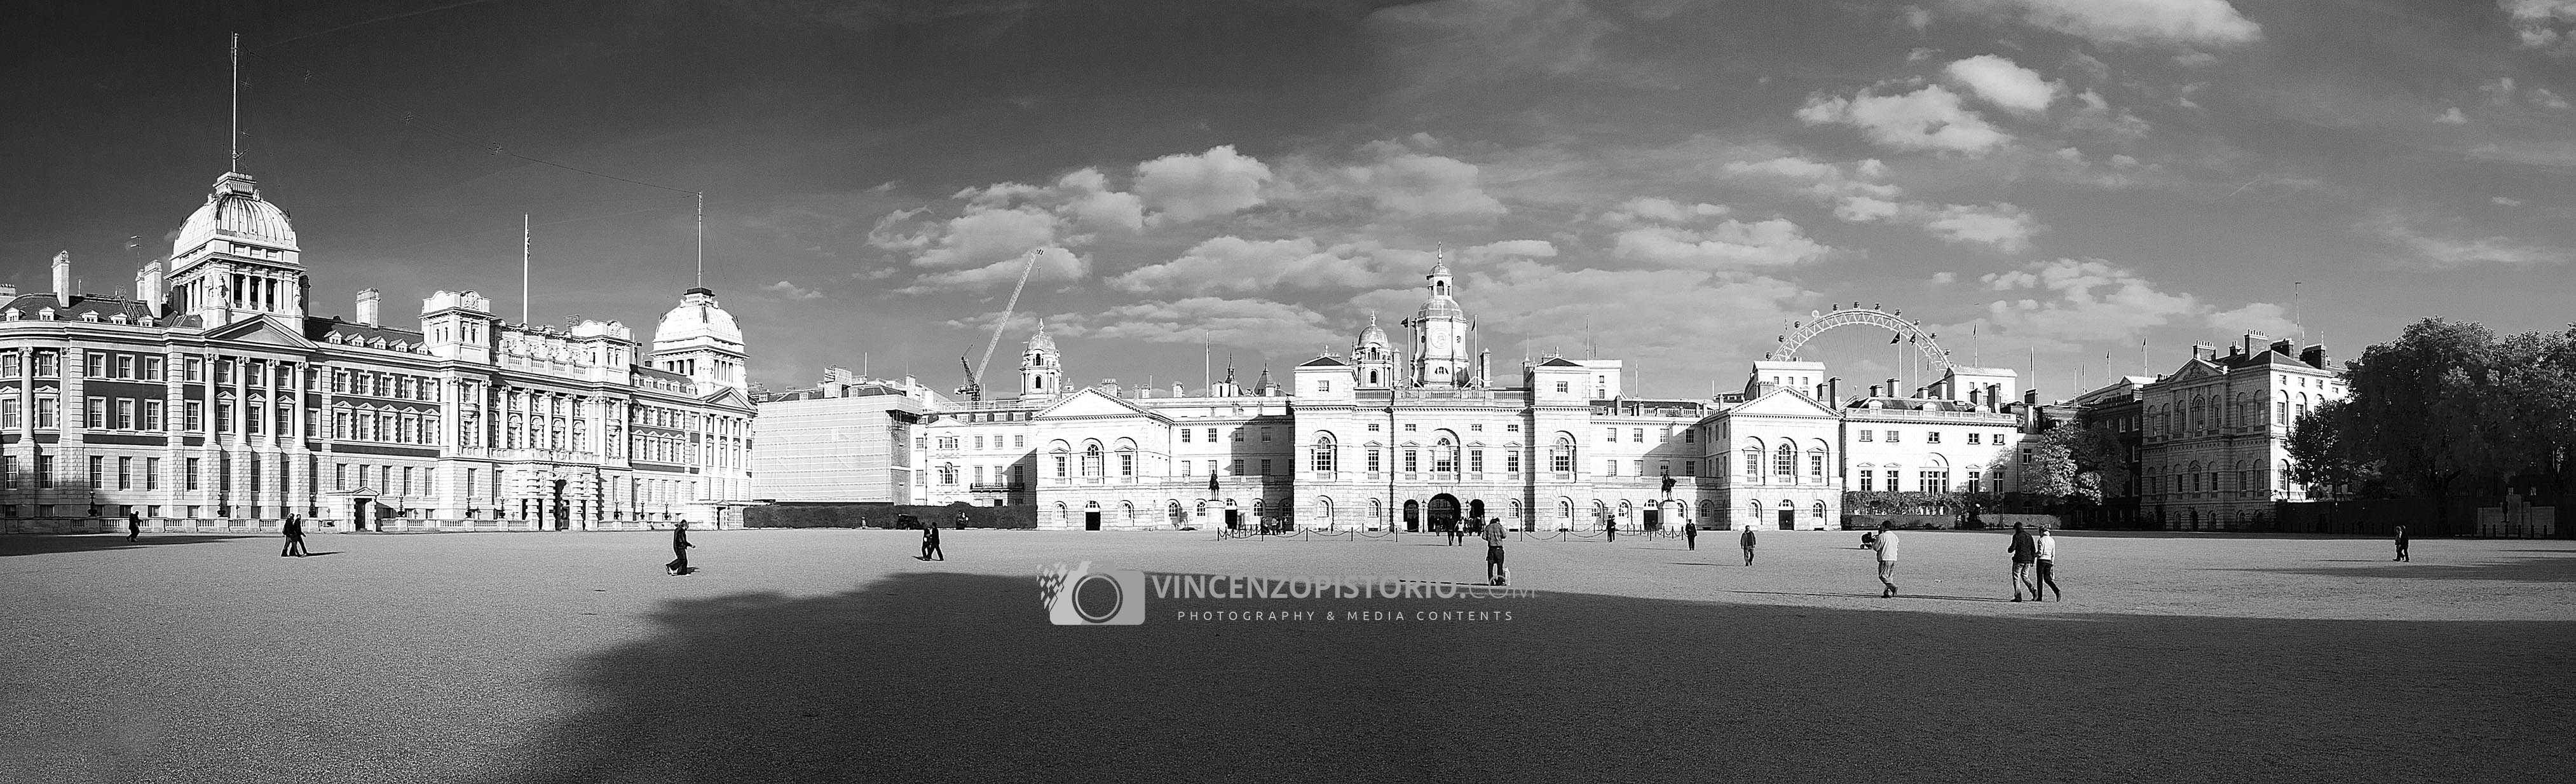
[0, 167, 756, 534]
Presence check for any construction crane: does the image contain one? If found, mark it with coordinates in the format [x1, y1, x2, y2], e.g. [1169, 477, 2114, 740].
[955, 249, 1044, 402]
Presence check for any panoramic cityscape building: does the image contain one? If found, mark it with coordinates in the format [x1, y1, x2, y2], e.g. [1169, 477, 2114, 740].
[0, 170, 756, 533]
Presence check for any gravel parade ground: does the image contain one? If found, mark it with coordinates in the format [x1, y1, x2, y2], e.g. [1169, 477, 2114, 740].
[4, 528, 2571, 783]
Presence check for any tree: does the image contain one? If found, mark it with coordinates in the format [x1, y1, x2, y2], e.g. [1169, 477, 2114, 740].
[2286, 398, 2373, 493]
[2296, 318, 2576, 533]
[2022, 423, 2124, 505]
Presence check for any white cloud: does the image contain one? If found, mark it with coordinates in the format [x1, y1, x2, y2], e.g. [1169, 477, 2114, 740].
[763, 280, 826, 300]
[2207, 302, 2298, 337]
[1978, 258, 2204, 345]
[1332, 141, 1507, 217]
[1051, 296, 1345, 359]
[1947, 0, 2261, 48]
[1109, 237, 1415, 296]
[2493, 196, 2526, 206]
[1051, 168, 1147, 231]
[896, 246, 1088, 294]
[2504, 1, 2576, 52]
[1609, 218, 1835, 269]
[1944, 55, 2060, 114]
[869, 204, 1060, 270]
[2065, 90, 2152, 141]
[2435, 107, 2469, 124]
[1797, 83, 2012, 155]
[1464, 239, 1559, 259]
[2477, 76, 2571, 109]
[1350, 259, 1812, 367]
[1839, 198, 2045, 252]
[2362, 214, 2573, 269]
[1134, 146, 1273, 223]
[1931, 272, 1959, 285]
[2536, 87, 2573, 109]
[1721, 156, 1903, 200]
[1602, 196, 1730, 224]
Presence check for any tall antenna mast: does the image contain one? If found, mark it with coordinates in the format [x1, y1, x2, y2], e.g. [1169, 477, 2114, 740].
[2292, 280, 2303, 340]
[229, 32, 241, 170]
[521, 214, 531, 324]
[695, 191, 706, 289]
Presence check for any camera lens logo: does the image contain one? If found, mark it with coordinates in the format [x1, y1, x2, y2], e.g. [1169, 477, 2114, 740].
[1038, 561, 1147, 625]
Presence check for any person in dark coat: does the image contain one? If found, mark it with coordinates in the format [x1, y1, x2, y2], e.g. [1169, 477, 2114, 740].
[920, 515, 945, 561]
[2394, 525, 2410, 562]
[1740, 526, 1756, 566]
[126, 511, 142, 542]
[280, 515, 310, 557]
[667, 521, 694, 575]
[2007, 521, 2040, 602]
[1684, 520, 1697, 550]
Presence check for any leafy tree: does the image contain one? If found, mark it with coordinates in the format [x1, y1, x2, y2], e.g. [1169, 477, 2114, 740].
[2021, 424, 2124, 505]
[2294, 318, 2576, 532]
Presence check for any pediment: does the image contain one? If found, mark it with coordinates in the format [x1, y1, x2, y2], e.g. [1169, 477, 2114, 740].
[1033, 388, 1163, 421]
[1731, 389, 1839, 418]
[205, 316, 317, 350]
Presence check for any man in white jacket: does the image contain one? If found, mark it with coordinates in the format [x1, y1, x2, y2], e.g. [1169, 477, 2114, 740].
[2034, 527, 2061, 600]
[1871, 523, 1900, 598]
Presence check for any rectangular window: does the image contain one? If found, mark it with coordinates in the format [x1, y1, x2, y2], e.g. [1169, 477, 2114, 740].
[1884, 430, 1900, 443]
[185, 401, 203, 432]
[146, 458, 160, 490]
[1207, 460, 1218, 476]
[0, 399, 17, 429]
[1506, 450, 1522, 474]
[1809, 453, 1825, 481]
[1632, 429, 1644, 443]
[1967, 432, 1982, 444]
[118, 457, 132, 489]
[88, 456, 103, 487]
[115, 354, 135, 379]
[1633, 459, 1644, 475]
[1182, 429, 1192, 443]
[85, 397, 106, 429]
[143, 401, 163, 430]
[185, 458, 200, 490]
[1404, 450, 1419, 472]
[1682, 429, 1694, 444]
[115, 399, 135, 430]
[1207, 428, 1217, 443]
[1967, 470, 1984, 493]
[1260, 427, 1272, 442]
[1366, 449, 1382, 472]
[144, 356, 163, 381]
[1258, 458, 1271, 475]
[1230, 459, 1244, 475]
[1469, 450, 1484, 473]
[1860, 469, 1874, 492]
[973, 436, 985, 449]
[215, 360, 231, 383]
[1367, 423, 1381, 432]
[0, 350, 15, 378]
[34, 350, 59, 377]
[1657, 460, 1669, 476]
[1013, 435, 1024, 448]
[36, 397, 58, 429]
[1554, 381, 1569, 393]
[1470, 423, 1483, 432]
[37, 455, 54, 488]
[1605, 460, 1618, 476]
[184, 357, 200, 382]
[1232, 429, 1244, 442]
[215, 402, 232, 433]
[1858, 430, 1872, 442]
[85, 352, 106, 378]
[1926, 431, 1941, 444]
[1682, 460, 1696, 477]
[1606, 428, 1618, 443]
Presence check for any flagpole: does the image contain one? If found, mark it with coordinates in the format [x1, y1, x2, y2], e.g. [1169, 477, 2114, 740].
[521, 214, 531, 324]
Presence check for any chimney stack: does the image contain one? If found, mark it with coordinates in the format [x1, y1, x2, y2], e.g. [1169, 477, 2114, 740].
[2191, 344, 2217, 362]
[2023, 389, 2039, 405]
[52, 251, 72, 306]
[2300, 345, 2328, 369]
[2242, 333, 2265, 357]
[134, 261, 165, 317]
[2270, 339, 2294, 355]
[1098, 378, 1121, 397]
[1886, 378, 1900, 399]
[0, 283, 17, 299]
[1827, 377, 1839, 405]
[1868, 385, 1882, 397]
[356, 289, 381, 326]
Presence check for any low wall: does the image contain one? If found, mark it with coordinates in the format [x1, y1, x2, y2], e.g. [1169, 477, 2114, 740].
[1841, 513, 2062, 531]
[743, 503, 1037, 529]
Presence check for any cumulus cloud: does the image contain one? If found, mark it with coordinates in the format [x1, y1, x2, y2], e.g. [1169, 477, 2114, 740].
[1971, 258, 2300, 352]
[1109, 237, 1421, 296]
[2477, 76, 2571, 109]
[1947, 0, 2261, 48]
[1979, 258, 2205, 345]
[1944, 55, 2061, 114]
[1275, 137, 1508, 218]
[1464, 239, 1558, 259]
[2361, 214, 2573, 269]
[1601, 196, 1729, 224]
[870, 204, 1060, 270]
[1839, 199, 2045, 253]
[1796, 83, 2012, 155]
[2064, 90, 2152, 141]
[895, 246, 1087, 294]
[1609, 218, 1836, 269]
[1050, 296, 1345, 358]
[1135, 146, 1273, 223]
[1721, 156, 1902, 200]
[2435, 107, 2469, 124]
[2503, 0, 2576, 52]
[2493, 196, 2526, 206]
[763, 280, 826, 300]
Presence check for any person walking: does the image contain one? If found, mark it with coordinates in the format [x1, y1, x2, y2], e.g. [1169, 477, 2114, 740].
[1684, 521, 1697, 551]
[1482, 517, 1508, 585]
[2394, 524, 2410, 562]
[280, 515, 310, 558]
[2007, 521, 2040, 602]
[667, 521, 695, 575]
[922, 514, 946, 561]
[1871, 523, 1900, 598]
[1605, 517, 1618, 543]
[126, 511, 142, 543]
[1740, 526, 1757, 567]
[2034, 526, 2062, 600]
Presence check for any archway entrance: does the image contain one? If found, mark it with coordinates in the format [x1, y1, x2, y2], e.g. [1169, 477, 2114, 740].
[1429, 494, 1461, 533]
[1402, 500, 1420, 532]
[1468, 499, 1487, 530]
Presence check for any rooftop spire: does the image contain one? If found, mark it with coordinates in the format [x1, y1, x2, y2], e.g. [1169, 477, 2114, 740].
[229, 32, 240, 170]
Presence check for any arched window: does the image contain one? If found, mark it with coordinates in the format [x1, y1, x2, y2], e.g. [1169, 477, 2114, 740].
[1557, 498, 1572, 521]
[1369, 498, 1384, 523]
[1747, 502, 1762, 523]
[1049, 441, 1070, 479]
[1121, 501, 1136, 525]
[1168, 500, 1185, 526]
[1808, 443, 1829, 483]
[1508, 499, 1522, 523]
[1080, 443, 1103, 478]
[937, 464, 958, 485]
[1550, 434, 1576, 473]
[1433, 436, 1459, 472]
[1054, 502, 1069, 526]
[1812, 500, 1828, 521]
[1774, 443, 1795, 477]
[1617, 500, 1633, 522]
[1316, 497, 1333, 525]
[1591, 500, 1609, 528]
[1742, 442, 1762, 481]
[1311, 432, 1338, 473]
[1115, 439, 1136, 477]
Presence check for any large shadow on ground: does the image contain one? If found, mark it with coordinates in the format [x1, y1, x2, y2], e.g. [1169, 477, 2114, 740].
[0, 534, 257, 558]
[2222, 552, 2576, 583]
[487, 570, 2576, 783]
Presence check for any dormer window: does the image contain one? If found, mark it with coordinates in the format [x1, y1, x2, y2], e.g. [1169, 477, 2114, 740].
[80, 312, 100, 322]
[37, 308, 56, 320]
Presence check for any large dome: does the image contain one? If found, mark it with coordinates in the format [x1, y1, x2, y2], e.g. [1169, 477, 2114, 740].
[1356, 313, 1388, 347]
[654, 287, 742, 347]
[174, 171, 298, 258]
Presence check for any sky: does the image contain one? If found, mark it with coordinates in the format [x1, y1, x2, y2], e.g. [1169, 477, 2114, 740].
[6, 0, 2576, 400]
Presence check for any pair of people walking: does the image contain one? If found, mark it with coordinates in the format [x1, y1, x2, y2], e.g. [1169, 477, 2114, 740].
[917, 514, 949, 561]
[1481, 517, 1508, 585]
[2394, 525, 2410, 562]
[278, 515, 310, 557]
[1869, 523, 1899, 597]
[665, 521, 695, 575]
[2008, 523, 2061, 602]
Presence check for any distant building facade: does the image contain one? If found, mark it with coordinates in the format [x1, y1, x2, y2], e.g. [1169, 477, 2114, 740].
[2136, 336, 2347, 530]
[0, 170, 754, 533]
[749, 369, 935, 504]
